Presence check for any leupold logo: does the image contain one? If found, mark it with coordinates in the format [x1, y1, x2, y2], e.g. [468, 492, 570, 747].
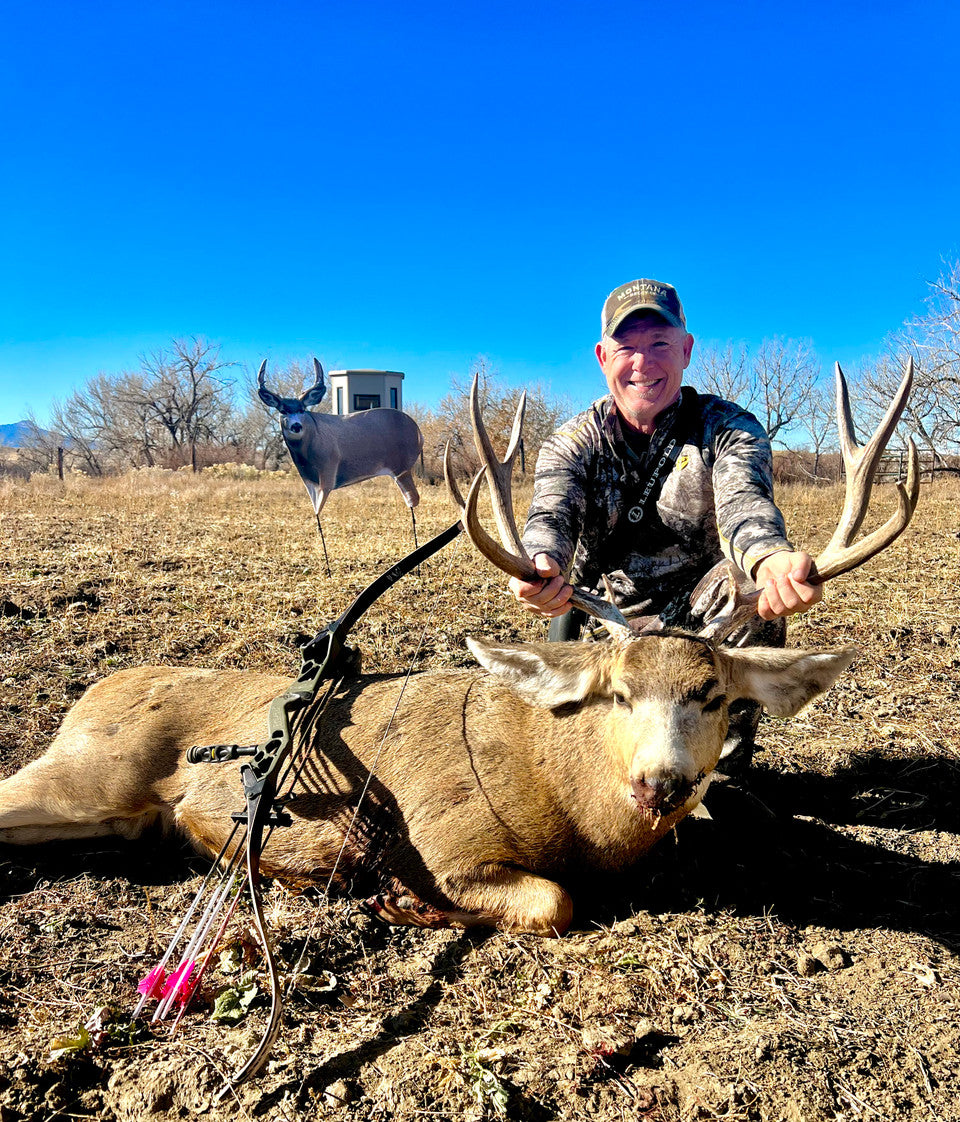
[627, 505, 644, 523]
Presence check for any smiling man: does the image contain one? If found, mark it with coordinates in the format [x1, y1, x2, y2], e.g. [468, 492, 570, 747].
[509, 278, 822, 770]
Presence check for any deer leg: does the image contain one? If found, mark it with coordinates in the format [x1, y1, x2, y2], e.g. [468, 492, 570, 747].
[394, 470, 420, 510]
[0, 763, 161, 844]
[438, 864, 574, 936]
[366, 865, 572, 935]
[315, 514, 331, 576]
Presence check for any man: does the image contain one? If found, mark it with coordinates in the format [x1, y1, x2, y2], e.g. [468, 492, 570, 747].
[510, 279, 822, 767]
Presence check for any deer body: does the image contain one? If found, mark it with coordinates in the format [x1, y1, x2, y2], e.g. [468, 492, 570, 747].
[287, 407, 422, 515]
[0, 635, 852, 934]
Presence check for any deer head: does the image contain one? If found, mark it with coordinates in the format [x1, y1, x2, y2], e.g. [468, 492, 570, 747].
[257, 357, 327, 420]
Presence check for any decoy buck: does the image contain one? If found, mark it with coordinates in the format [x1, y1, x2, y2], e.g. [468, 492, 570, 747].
[257, 358, 424, 564]
[0, 363, 918, 935]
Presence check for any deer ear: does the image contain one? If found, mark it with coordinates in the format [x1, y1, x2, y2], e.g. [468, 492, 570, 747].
[467, 638, 608, 708]
[721, 646, 856, 717]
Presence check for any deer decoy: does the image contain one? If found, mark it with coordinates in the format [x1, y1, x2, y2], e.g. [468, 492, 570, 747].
[258, 358, 424, 570]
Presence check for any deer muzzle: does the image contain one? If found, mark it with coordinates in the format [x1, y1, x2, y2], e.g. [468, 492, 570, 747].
[630, 771, 692, 814]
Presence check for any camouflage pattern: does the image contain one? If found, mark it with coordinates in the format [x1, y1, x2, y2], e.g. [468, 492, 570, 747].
[522, 386, 793, 637]
[601, 278, 686, 335]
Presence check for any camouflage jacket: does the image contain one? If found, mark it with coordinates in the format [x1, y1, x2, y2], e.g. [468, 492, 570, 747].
[522, 387, 793, 625]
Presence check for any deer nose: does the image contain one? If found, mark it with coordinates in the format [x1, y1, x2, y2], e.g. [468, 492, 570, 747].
[288, 420, 303, 435]
[631, 772, 687, 811]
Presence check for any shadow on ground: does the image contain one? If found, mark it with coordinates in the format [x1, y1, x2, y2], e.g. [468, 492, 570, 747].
[582, 753, 960, 950]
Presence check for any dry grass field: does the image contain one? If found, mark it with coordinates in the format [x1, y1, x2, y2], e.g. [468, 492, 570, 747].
[0, 468, 958, 1121]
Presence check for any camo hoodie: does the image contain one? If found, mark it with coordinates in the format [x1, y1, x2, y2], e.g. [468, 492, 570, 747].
[522, 387, 793, 626]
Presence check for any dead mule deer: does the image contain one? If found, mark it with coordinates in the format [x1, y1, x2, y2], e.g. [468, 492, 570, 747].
[0, 364, 917, 935]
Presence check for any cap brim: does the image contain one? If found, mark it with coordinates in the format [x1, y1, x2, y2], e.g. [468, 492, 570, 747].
[606, 302, 684, 335]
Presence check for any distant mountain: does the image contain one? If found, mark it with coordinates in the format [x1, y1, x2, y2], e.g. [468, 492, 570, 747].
[0, 421, 44, 448]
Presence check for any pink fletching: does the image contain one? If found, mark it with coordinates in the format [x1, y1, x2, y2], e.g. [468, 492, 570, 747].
[162, 962, 198, 1006]
[137, 966, 167, 999]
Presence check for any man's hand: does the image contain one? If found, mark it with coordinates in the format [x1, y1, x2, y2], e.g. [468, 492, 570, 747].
[508, 553, 574, 618]
[754, 550, 823, 620]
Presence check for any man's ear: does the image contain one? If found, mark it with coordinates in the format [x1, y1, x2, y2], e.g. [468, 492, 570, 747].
[721, 646, 856, 717]
[682, 332, 695, 368]
[467, 638, 610, 709]
[595, 339, 608, 373]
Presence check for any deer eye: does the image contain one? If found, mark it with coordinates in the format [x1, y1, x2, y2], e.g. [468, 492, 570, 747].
[703, 694, 726, 713]
[612, 690, 629, 707]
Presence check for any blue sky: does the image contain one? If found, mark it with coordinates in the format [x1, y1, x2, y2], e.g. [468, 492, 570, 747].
[1, 1, 958, 425]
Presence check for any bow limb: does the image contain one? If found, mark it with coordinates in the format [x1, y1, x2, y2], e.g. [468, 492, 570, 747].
[222, 767, 285, 1091]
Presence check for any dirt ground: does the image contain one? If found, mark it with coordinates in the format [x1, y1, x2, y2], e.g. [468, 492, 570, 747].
[0, 469, 958, 1121]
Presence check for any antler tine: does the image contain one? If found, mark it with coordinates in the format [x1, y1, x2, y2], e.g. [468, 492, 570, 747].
[462, 468, 538, 581]
[692, 359, 919, 647]
[445, 436, 535, 580]
[256, 360, 284, 411]
[449, 379, 630, 628]
[443, 441, 468, 515]
[300, 358, 327, 409]
[815, 359, 918, 580]
[814, 437, 920, 582]
[469, 373, 529, 559]
[824, 359, 913, 554]
[600, 575, 634, 641]
[459, 469, 631, 625]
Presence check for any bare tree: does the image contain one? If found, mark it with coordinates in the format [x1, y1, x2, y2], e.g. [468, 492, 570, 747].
[690, 337, 819, 448]
[20, 392, 108, 477]
[124, 338, 237, 471]
[432, 358, 569, 481]
[889, 258, 960, 460]
[844, 261, 960, 472]
[751, 337, 819, 446]
[690, 341, 754, 408]
[805, 382, 839, 481]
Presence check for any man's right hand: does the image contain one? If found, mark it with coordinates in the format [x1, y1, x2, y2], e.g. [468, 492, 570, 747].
[508, 553, 574, 618]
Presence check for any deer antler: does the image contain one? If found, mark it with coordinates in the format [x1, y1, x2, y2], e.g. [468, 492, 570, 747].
[814, 359, 919, 579]
[445, 375, 631, 631]
[696, 359, 920, 643]
[301, 358, 327, 410]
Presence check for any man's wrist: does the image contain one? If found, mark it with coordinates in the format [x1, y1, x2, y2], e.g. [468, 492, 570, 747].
[750, 547, 793, 582]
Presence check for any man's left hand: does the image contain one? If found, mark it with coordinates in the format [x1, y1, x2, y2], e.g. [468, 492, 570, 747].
[754, 551, 823, 620]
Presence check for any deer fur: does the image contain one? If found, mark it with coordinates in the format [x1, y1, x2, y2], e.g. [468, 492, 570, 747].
[0, 634, 853, 935]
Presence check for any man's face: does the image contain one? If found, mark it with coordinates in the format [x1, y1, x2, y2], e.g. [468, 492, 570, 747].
[595, 314, 694, 434]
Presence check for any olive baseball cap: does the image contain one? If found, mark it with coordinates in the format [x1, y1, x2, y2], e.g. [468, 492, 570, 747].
[601, 279, 686, 336]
